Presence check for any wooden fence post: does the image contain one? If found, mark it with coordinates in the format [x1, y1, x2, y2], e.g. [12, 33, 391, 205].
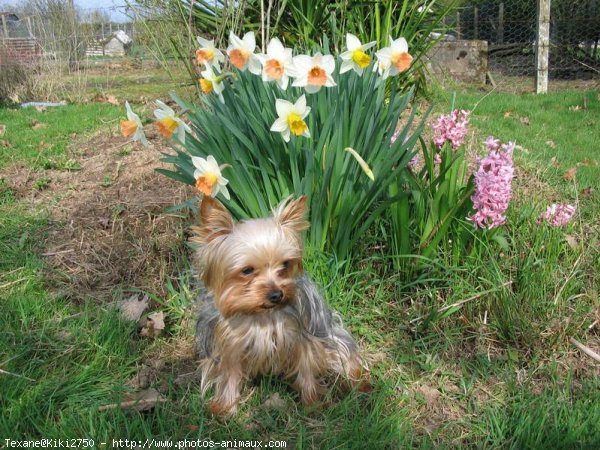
[536, 0, 551, 94]
[1, 15, 8, 38]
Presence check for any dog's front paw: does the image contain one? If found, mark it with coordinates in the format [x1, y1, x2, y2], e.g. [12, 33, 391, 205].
[208, 400, 237, 417]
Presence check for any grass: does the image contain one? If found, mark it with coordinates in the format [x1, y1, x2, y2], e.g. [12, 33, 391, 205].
[0, 103, 122, 169]
[1, 79, 600, 447]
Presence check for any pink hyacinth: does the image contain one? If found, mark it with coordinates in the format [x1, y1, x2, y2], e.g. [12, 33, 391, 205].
[539, 203, 577, 227]
[408, 153, 421, 170]
[468, 139, 515, 229]
[432, 109, 470, 150]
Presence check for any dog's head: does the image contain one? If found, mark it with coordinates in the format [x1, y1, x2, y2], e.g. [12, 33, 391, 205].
[192, 196, 309, 318]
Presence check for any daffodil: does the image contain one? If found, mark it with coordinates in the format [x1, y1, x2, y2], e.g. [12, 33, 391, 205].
[192, 155, 230, 200]
[339, 33, 376, 75]
[199, 64, 226, 104]
[196, 36, 225, 68]
[154, 100, 191, 143]
[374, 36, 413, 79]
[257, 37, 293, 90]
[291, 53, 336, 94]
[227, 31, 261, 75]
[270, 94, 311, 142]
[120, 101, 148, 147]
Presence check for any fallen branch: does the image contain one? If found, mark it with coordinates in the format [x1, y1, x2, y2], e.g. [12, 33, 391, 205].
[570, 337, 600, 363]
[410, 281, 513, 324]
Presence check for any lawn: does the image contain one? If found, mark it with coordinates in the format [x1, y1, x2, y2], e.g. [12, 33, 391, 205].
[1, 83, 599, 448]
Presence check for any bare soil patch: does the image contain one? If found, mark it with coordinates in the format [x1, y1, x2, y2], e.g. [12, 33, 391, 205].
[1, 127, 195, 302]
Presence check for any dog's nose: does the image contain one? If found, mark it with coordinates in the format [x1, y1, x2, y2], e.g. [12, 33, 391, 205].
[267, 289, 283, 304]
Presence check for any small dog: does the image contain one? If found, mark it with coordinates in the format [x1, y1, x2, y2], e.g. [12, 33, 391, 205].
[192, 196, 367, 415]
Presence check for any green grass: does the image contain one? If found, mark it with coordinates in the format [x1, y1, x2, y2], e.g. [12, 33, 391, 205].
[0, 103, 122, 169]
[1, 84, 600, 447]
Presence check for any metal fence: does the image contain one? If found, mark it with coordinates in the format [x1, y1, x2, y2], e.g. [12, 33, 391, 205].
[455, 1, 599, 91]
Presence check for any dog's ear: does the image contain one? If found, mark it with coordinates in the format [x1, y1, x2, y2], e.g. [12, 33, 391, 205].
[274, 195, 309, 232]
[193, 196, 234, 243]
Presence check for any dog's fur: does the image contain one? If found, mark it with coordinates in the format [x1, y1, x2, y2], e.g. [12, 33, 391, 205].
[192, 196, 367, 415]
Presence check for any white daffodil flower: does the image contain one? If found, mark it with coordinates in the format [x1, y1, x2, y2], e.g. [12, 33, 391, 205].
[257, 37, 294, 90]
[227, 31, 261, 75]
[154, 100, 192, 143]
[191, 155, 230, 200]
[270, 94, 311, 143]
[339, 33, 376, 75]
[199, 64, 226, 104]
[120, 101, 149, 147]
[196, 36, 225, 69]
[291, 53, 336, 94]
[374, 36, 413, 79]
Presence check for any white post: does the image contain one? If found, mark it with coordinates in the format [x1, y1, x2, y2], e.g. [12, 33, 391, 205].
[536, 0, 551, 94]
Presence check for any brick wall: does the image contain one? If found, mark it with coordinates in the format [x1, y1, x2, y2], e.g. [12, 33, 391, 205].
[0, 38, 42, 67]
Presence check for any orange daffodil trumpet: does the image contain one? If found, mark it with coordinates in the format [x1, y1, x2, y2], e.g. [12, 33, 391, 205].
[270, 94, 311, 142]
[154, 100, 192, 143]
[374, 36, 413, 79]
[339, 33, 376, 75]
[199, 64, 226, 104]
[192, 155, 230, 200]
[120, 101, 148, 147]
[196, 36, 225, 69]
[227, 31, 261, 75]
[291, 53, 336, 94]
[258, 37, 294, 90]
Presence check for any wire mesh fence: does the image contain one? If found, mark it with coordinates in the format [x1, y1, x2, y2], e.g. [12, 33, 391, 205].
[455, 1, 600, 92]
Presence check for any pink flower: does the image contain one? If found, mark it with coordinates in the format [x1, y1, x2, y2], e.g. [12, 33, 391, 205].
[408, 153, 421, 171]
[432, 109, 470, 150]
[539, 203, 577, 227]
[468, 139, 515, 229]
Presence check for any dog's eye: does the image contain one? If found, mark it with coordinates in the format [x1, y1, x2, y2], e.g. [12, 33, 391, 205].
[241, 266, 254, 276]
[282, 260, 290, 270]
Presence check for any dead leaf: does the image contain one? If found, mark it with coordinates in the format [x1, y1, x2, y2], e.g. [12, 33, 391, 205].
[416, 384, 441, 406]
[98, 217, 110, 228]
[119, 294, 149, 321]
[581, 187, 594, 198]
[565, 235, 578, 250]
[127, 365, 158, 389]
[519, 116, 530, 126]
[563, 167, 577, 181]
[35, 105, 47, 113]
[0, 124, 5, 136]
[546, 140, 557, 149]
[98, 388, 166, 412]
[0, 140, 11, 148]
[263, 392, 286, 410]
[140, 311, 165, 338]
[31, 120, 48, 130]
[91, 93, 119, 105]
[550, 156, 560, 167]
[503, 111, 513, 118]
[38, 141, 52, 150]
[569, 105, 581, 112]
[106, 94, 119, 106]
[579, 159, 599, 167]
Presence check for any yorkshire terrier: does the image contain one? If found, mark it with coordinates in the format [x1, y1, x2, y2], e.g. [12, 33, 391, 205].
[192, 196, 368, 415]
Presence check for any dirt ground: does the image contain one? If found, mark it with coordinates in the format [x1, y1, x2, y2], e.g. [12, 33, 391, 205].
[2, 126, 196, 302]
